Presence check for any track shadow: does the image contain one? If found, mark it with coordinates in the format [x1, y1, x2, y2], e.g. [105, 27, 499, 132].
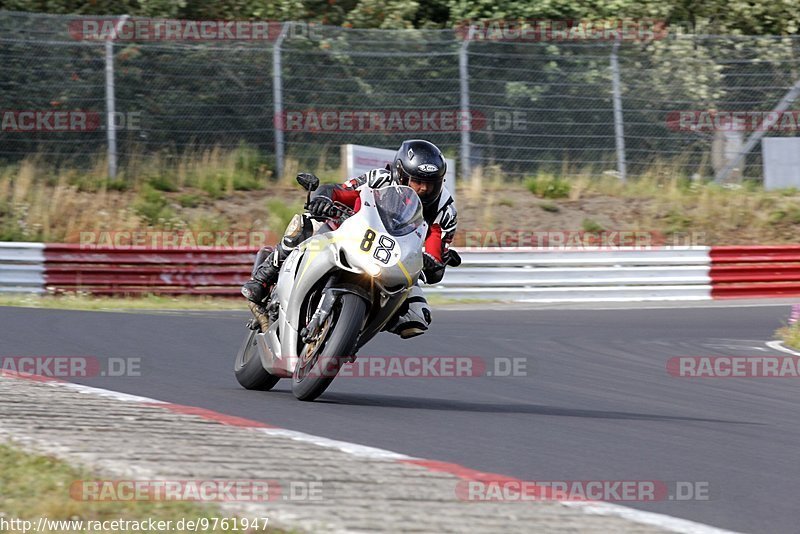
[317, 393, 760, 425]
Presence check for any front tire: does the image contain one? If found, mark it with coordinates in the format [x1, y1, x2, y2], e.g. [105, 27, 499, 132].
[234, 328, 280, 390]
[292, 293, 367, 401]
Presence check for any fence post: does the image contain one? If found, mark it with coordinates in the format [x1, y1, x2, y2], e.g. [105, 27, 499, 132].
[610, 36, 627, 182]
[104, 14, 128, 179]
[273, 23, 290, 180]
[458, 36, 471, 182]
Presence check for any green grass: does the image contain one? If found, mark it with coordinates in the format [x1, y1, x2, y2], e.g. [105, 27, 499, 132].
[664, 209, 694, 233]
[580, 218, 604, 233]
[776, 323, 800, 350]
[538, 201, 560, 213]
[525, 174, 571, 199]
[768, 206, 800, 225]
[0, 443, 285, 533]
[133, 185, 175, 225]
[177, 193, 204, 208]
[266, 199, 304, 236]
[147, 175, 180, 193]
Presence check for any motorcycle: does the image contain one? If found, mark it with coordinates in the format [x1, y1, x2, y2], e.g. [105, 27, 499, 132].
[234, 172, 437, 401]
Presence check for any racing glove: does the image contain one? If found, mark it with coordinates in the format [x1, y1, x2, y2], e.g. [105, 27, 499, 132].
[306, 196, 333, 217]
[422, 252, 446, 284]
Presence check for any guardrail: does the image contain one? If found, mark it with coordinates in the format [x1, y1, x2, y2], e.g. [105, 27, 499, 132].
[0, 243, 45, 294]
[1, 243, 799, 302]
[429, 247, 712, 302]
[44, 244, 254, 295]
[710, 246, 800, 299]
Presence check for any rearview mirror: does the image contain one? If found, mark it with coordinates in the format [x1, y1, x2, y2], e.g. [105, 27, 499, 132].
[296, 172, 319, 192]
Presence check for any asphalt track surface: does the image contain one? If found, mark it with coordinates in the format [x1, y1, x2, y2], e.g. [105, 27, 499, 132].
[2, 303, 798, 534]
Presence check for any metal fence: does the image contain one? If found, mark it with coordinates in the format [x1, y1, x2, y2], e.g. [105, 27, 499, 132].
[2, 10, 800, 182]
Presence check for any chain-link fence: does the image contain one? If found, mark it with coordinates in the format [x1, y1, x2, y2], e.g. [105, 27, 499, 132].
[2, 10, 800, 182]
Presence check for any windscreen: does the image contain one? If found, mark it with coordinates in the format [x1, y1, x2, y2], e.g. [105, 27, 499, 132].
[372, 185, 424, 237]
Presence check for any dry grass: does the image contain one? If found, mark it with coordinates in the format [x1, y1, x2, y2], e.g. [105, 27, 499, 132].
[0, 293, 246, 311]
[457, 166, 800, 244]
[2, 154, 800, 245]
[0, 292, 492, 311]
[1, 158, 140, 242]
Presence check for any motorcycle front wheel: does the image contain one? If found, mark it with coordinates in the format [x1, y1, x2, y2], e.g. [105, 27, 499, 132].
[292, 292, 366, 401]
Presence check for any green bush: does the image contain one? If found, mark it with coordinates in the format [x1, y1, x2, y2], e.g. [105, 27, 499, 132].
[232, 174, 263, 191]
[199, 173, 227, 199]
[177, 193, 203, 208]
[768, 206, 800, 225]
[68, 173, 106, 193]
[107, 178, 129, 191]
[232, 143, 271, 188]
[581, 218, 604, 232]
[525, 175, 571, 199]
[665, 209, 694, 232]
[539, 201, 560, 213]
[134, 185, 174, 225]
[147, 174, 179, 192]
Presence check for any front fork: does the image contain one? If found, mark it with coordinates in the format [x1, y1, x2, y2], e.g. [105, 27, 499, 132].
[299, 275, 370, 363]
[301, 286, 337, 344]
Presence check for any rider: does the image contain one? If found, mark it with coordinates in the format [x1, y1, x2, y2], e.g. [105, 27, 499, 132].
[241, 139, 458, 339]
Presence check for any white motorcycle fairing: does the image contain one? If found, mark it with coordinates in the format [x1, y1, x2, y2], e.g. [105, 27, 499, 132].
[255, 185, 428, 378]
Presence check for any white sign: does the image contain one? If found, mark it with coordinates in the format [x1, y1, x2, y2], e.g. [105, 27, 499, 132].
[341, 144, 456, 198]
[763, 138, 800, 190]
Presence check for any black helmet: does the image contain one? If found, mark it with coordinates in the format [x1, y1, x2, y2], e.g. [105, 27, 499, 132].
[392, 139, 446, 207]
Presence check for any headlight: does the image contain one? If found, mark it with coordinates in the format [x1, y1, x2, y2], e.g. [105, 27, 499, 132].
[365, 263, 382, 277]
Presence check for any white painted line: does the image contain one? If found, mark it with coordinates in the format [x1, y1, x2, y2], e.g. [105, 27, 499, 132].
[57, 381, 169, 404]
[766, 340, 800, 357]
[257, 428, 413, 460]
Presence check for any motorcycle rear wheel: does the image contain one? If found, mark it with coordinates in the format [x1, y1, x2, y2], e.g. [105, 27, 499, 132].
[234, 327, 281, 390]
